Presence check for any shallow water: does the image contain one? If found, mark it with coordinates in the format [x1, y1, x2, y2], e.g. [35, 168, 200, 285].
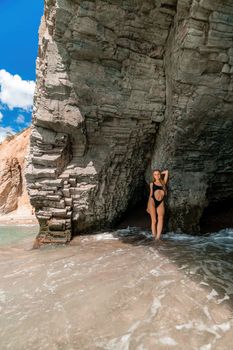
[0, 225, 39, 245]
[0, 225, 233, 350]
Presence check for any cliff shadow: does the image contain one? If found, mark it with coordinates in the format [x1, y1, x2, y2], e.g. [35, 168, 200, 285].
[200, 198, 233, 234]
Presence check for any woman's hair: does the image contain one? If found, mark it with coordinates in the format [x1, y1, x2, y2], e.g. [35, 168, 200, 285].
[152, 169, 167, 195]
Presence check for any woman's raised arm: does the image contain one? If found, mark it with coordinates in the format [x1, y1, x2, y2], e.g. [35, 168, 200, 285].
[161, 170, 169, 184]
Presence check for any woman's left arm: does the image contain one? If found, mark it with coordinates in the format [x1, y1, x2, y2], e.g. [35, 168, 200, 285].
[161, 170, 169, 184]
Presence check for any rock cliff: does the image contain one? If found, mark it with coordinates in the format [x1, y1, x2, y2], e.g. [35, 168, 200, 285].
[25, 0, 233, 243]
[0, 128, 36, 222]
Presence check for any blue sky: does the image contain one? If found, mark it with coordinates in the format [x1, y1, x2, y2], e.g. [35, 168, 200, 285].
[0, 0, 44, 142]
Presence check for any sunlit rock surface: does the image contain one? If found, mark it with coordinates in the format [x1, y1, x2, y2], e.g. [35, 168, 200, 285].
[0, 128, 36, 223]
[25, 0, 233, 242]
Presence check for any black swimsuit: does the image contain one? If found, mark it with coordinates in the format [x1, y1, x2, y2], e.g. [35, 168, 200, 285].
[151, 182, 165, 207]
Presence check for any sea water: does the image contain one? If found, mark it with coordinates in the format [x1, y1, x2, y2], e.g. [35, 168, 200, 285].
[0, 225, 233, 349]
[0, 225, 39, 245]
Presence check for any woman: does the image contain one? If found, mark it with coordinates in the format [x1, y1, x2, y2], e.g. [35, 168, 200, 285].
[146, 169, 169, 240]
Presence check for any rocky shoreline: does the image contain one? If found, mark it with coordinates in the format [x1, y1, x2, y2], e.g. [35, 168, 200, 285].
[1, 199, 232, 240]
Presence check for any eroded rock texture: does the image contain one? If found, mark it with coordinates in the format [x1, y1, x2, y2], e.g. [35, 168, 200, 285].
[25, 0, 233, 242]
[148, 0, 233, 232]
[0, 128, 34, 217]
[0, 158, 22, 214]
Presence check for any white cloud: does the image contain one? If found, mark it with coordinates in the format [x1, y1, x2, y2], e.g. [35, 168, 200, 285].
[0, 111, 3, 122]
[0, 126, 16, 143]
[16, 114, 25, 124]
[0, 69, 35, 111]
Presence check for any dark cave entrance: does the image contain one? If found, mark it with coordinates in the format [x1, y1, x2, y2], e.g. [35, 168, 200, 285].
[114, 183, 151, 230]
[116, 197, 233, 233]
[199, 198, 233, 233]
[115, 198, 151, 230]
[114, 190, 233, 234]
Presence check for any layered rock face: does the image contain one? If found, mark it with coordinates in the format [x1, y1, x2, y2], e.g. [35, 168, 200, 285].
[148, 0, 233, 232]
[25, 0, 233, 242]
[0, 158, 22, 214]
[0, 128, 35, 218]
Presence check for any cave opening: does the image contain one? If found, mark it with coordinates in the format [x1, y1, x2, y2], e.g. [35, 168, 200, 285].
[114, 183, 151, 231]
[199, 198, 233, 234]
[116, 197, 233, 234]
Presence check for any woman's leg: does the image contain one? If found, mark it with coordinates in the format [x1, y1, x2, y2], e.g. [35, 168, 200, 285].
[156, 203, 165, 240]
[146, 198, 150, 213]
[147, 197, 157, 238]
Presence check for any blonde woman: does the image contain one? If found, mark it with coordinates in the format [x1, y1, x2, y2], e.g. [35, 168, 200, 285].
[146, 169, 169, 240]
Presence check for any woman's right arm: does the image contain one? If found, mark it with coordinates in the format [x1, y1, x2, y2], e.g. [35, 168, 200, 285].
[161, 170, 169, 184]
[149, 182, 153, 197]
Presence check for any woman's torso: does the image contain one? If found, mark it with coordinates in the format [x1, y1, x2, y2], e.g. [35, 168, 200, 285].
[153, 182, 164, 191]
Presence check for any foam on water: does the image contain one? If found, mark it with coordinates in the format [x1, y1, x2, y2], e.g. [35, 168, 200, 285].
[0, 225, 233, 349]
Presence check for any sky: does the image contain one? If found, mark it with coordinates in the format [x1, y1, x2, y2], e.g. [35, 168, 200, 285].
[0, 0, 44, 142]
